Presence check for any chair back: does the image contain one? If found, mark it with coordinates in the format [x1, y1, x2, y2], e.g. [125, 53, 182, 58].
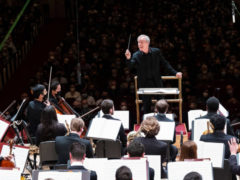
[39, 141, 58, 167]
[95, 139, 122, 158]
[213, 159, 235, 180]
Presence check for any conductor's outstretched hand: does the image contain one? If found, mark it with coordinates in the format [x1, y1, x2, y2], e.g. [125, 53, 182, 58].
[125, 49, 131, 60]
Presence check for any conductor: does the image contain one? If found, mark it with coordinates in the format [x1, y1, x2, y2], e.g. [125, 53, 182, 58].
[125, 34, 182, 113]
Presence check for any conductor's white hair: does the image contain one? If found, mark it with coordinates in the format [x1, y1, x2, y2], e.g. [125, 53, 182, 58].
[137, 34, 150, 43]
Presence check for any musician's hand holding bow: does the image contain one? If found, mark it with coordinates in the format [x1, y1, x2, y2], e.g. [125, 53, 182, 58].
[3, 155, 13, 161]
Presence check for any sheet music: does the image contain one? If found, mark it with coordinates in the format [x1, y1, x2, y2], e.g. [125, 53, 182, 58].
[168, 161, 213, 180]
[138, 88, 179, 94]
[87, 118, 121, 140]
[218, 103, 229, 117]
[0, 119, 9, 141]
[0, 144, 29, 173]
[192, 119, 209, 141]
[95, 111, 129, 129]
[145, 155, 161, 180]
[155, 121, 175, 141]
[188, 110, 207, 130]
[57, 114, 76, 127]
[84, 158, 148, 180]
[196, 141, 225, 168]
[143, 113, 174, 121]
[38, 171, 83, 180]
[0, 169, 22, 180]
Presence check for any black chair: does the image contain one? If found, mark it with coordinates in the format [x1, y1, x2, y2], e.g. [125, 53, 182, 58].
[39, 141, 58, 169]
[95, 139, 122, 159]
[213, 159, 236, 180]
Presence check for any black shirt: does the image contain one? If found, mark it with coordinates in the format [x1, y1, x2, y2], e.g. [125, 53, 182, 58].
[27, 100, 46, 136]
[127, 47, 177, 88]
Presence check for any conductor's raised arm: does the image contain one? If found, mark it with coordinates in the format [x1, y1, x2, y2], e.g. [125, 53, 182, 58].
[125, 49, 131, 60]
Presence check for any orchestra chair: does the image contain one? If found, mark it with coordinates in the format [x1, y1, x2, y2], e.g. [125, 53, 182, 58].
[213, 159, 236, 180]
[39, 141, 58, 169]
[95, 139, 122, 159]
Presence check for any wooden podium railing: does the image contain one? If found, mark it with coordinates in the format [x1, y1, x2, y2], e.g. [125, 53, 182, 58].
[134, 76, 182, 124]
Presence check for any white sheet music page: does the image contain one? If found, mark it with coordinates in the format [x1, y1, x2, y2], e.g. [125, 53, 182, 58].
[94, 110, 129, 130]
[188, 110, 205, 130]
[196, 141, 225, 168]
[87, 118, 121, 140]
[84, 158, 148, 180]
[38, 171, 83, 180]
[193, 119, 209, 141]
[84, 158, 108, 179]
[145, 155, 161, 180]
[0, 144, 29, 173]
[155, 121, 175, 141]
[112, 111, 129, 130]
[0, 169, 21, 180]
[168, 161, 213, 180]
[0, 119, 10, 141]
[57, 114, 76, 127]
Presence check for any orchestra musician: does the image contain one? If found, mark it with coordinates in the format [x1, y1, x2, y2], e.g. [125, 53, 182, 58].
[26, 84, 49, 138]
[49, 81, 61, 106]
[36, 105, 67, 146]
[55, 118, 93, 164]
[200, 114, 237, 159]
[101, 99, 127, 149]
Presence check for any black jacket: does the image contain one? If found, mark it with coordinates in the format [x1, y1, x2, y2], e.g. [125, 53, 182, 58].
[55, 133, 93, 164]
[126, 47, 177, 88]
[229, 155, 240, 175]
[27, 100, 46, 136]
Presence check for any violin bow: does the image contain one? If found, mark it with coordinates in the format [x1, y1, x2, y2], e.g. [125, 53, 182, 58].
[47, 66, 53, 102]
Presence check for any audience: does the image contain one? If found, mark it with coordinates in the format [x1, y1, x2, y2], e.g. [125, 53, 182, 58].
[36, 105, 67, 146]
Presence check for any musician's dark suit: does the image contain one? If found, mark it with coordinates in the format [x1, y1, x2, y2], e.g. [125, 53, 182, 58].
[200, 131, 236, 158]
[229, 155, 240, 175]
[0, 156, 3, 163]
[68, 165, 97, 180]
[102, 114, 127, 148]
[196, 112, 235, 136]
[55, 133, 93, 164]
[154, 113, 178, 161]
[27, 100, 46, 136]
[134, 136, 168, 178]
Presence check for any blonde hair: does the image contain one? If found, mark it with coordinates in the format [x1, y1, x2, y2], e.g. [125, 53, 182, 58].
[127, 131, 141, 145]
[140, 116, 160, 137]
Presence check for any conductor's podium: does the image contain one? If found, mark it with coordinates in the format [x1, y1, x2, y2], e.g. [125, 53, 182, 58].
[134, 76, 183, 124]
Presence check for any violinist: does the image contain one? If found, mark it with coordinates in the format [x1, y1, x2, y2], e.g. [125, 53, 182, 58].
[26, 84, 49, 137]
[49, 81, 61, 106]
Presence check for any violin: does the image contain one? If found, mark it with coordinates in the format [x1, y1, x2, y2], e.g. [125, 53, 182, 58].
[0, 140, 15, 168]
